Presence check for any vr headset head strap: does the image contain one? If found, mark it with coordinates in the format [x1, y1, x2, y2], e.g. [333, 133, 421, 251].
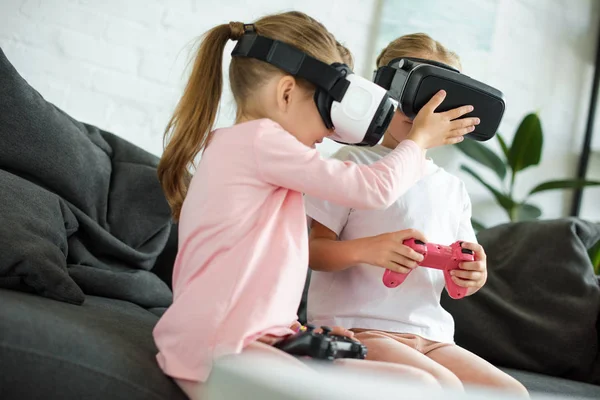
[373, 56, 461, 96]
[232, 34, 350, 102]
[387, 57, 461, 73]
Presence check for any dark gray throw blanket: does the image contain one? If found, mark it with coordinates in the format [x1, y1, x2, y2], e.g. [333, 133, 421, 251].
[0, 47, 173, 308]
[442, 218, 600, 385]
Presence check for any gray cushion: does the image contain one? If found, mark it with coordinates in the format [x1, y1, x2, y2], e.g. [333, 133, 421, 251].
[0, 169, 83, 304]
[0, 47, 173, 308]
[502, 368, 600, 399]
[0, 289, 186, 400]
[151, 222, 178, 290]
[442, 218, 600, 385]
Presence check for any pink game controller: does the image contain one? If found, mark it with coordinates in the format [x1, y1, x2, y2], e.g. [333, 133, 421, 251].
[382, 239, 475, 299]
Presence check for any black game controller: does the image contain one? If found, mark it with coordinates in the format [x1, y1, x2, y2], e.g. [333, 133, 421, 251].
[274, 324, 367, 361]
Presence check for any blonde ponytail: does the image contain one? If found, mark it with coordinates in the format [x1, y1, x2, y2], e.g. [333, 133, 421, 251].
[158, 23, 241, 220]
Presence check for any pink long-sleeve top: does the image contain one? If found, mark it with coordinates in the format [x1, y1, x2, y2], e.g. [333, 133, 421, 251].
[152, 118, 425, 382]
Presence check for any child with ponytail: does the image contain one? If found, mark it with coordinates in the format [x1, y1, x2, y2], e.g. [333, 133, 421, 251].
[153, 13, 478, 399]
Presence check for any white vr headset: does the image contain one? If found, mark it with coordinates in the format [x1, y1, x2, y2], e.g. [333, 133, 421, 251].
[231, 28, 395, 146]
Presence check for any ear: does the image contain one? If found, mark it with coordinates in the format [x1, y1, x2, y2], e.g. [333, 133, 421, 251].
[275, 75, 297, 113]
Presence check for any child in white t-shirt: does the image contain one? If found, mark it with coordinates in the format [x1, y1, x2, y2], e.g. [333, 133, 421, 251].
[305, 33, 528, 396]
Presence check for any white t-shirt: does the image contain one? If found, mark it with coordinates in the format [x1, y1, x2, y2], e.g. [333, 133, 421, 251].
[305, 144, 477, 343]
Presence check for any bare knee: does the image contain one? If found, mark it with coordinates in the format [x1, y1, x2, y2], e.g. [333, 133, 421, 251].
[509, 380, 529, 398]
[490, 374, 529, 397]
[428, 367, 463, 391]
[336, 359, 441, 388]
[243, 341, 310, 370]
[461, 370, 529, 397]
[371, 362, 442, 388]
[401, 367, 442, 388]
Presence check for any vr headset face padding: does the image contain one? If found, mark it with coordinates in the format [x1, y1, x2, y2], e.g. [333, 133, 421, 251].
[314, 92, 335, 128]
[313, 64, 343, 130]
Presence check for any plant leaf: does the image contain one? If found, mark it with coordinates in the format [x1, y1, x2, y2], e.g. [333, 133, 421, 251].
[460, 165, 515, 211]
[455, 139, 507, 180]
[508, 113, 543, 173]
[589, 240, 600, 275]
[497, 133, 510, 161]
[515, 203, 542, 221]
[528, 179, 600, 196]
[471, 218, 486, 233]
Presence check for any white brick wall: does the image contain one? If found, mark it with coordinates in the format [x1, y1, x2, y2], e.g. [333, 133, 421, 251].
[0, 0, 377, 155]
[0, 0, 598, 225]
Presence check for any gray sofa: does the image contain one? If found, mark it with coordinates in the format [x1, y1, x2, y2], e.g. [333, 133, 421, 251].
[1, 47, 600, 399]
[2, 221, 600, 400]
[441, 218, 600, 397]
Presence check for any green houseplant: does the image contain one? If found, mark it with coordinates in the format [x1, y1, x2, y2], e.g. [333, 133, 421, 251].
[456, 113, 600, 224]
[590, 241, 600, 275]
[455, 112, 600, 274]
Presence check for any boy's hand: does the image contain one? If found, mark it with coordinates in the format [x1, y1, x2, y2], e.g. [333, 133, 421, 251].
[450, 242, 487, 296]
[356, 229, 427, 274]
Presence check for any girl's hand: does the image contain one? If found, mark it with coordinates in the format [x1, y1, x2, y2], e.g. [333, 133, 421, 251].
[258, 322, 356, 346]
[256, 321, 304, 345]
[314, 325, 355, 340]
[407, 90, 480, 149]
[290, 321, 302, 332]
